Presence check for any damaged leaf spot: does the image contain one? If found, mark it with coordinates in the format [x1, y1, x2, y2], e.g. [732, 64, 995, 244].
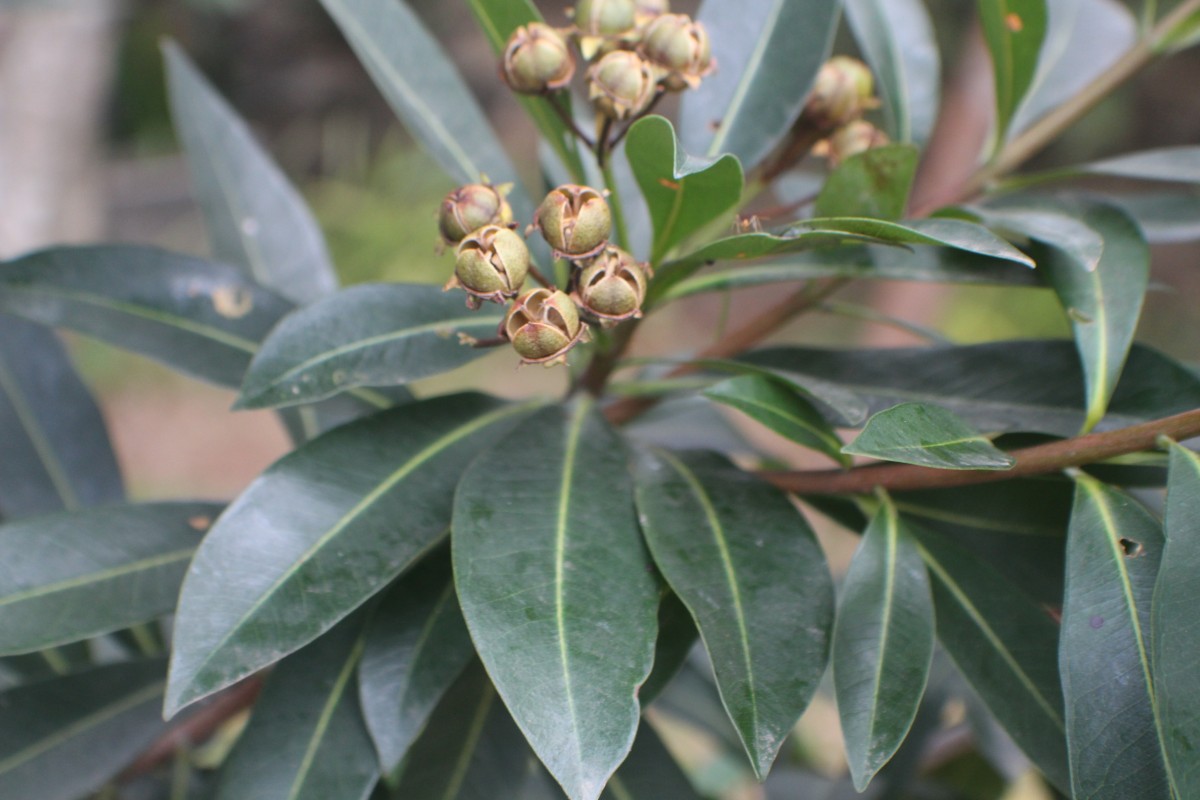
[1005, 13, 1024, 32]
[658, 178, 681, 191]
[1089, 615, 1105, 629]
[1119, 538, 1145, 558]
[188, 515, 212, 531]
[212, 286, 254, 319]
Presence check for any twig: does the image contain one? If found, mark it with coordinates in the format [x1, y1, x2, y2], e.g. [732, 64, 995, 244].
[527, 263, 556, 289]
[609, 90, 666, 151]
[547, 94, 595, 149]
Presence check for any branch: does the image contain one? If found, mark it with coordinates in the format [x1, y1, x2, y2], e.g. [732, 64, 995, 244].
[759, 408, 1200, 495]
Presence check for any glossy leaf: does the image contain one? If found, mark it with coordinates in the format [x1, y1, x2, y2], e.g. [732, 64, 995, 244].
[681, 0, 841, 166]
[1060, 477, 1170, 800]
[1036, 201, 1149, 431]
[358, 548, 474, 774]
[691, 358, 868, 427]
[0, 659, 168, 800]
[164, 42, 338, 305]
[0, 502, 219, 654]
[317, 0, 528, 215]
[978, 0, 1048, 144]
[814, 145, 920, 220]
[972, 204, 1103, 271]
[463, 0, 585, 182]
[453, 401, 659, 800]
[165, 394, 536, 717]
[215, 616, 379, 800]
[1082, 146, 1200, 184]
[0, 313, 122, 518]
[913, 524, 1069, 791]
[1114, 190, 1200, 243]
[600, 723, 701, 800]
[391, 661, 527, 799]
[1153, 443, 1200, 799]
[741, 339, 1200, 436]
[634, 450, 835, 778]
[237, 283, 505, 409]
[621, 395, 755, 455]
[844, 0, 940, 144]
[843, 402, 1016, 470]
[703, 374, 850, 466]
[833, 500, 934, 791]
[801, 217, 1033, 266]
[625, 116, 744, 265]
[0, 245, 293, 388]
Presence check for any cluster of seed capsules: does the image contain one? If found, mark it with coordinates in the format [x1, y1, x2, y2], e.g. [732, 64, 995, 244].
[440, 181, 647, 367]
[803, 56, 889, 165]
[500, 0, 714, 125]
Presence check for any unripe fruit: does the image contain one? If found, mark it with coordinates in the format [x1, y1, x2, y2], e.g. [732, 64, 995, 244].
[804, 56, 879, 130]
[817, 120, 891, 166]
[438, 183, 513, 244]
[587, 50, 658, 121]
[574, 0, 637, 37]
[504, 288, 589, 365]
[501, 23, 576, 95]
[450, 225, 530, 307]
[533, 184, 612, 259]
[641, 13, 713, 91]
[574, 246, 649, 326]
[634, 0, 670, 25]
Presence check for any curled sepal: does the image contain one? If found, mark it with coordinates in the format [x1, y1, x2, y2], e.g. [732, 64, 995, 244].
[501, 23, 576, 96]
[449, 225, 530, 307]
[573, 246, 650, 326]
[504, 288, 591, 366]
[532, 184, 613, 259]
[641, 13, 714, 91]
[438, 182, 514, 245]
[587, 50, 659, 121]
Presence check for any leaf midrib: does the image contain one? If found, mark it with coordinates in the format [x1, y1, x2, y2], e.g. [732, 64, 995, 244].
[286, 636, 366, 800]
[0, 353, 80, 510]
[0, 547, 195, 611]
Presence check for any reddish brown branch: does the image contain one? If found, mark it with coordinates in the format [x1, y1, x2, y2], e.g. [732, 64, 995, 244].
[759, 408, 1200, 495]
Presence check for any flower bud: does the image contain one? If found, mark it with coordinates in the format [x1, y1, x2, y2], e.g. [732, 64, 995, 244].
[438, 183, 513, 244]
[501, 23, 576, 95]
[804, 56, 879, 130]
[573, 246, 649, 326]
[634, 0, 669, 25]
[504, 288, 589, 365]
[587, 50, 658, 121]
[450, 225, 530, 306]
[533, 184, 612, 259]
[816, 120, 891, 166]
[574, 0, 637, 37]
[641, 14, 713, 91]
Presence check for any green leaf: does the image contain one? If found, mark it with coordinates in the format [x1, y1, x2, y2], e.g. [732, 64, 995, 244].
[654, 241, 1040, 304]
[691, 358, 868, 427]
[391, 660, 528, 799]
[453, 401, 660, 800]
[0, 502, 219, 654]
[1035, 201, 1149, 431]
[215, 616, 379, 800]
[972, 204, 1103, 271]
[1153, 443, 1200, 799]
[634, 450, 835, 778]
[1060, 477, 1171, 800]
[1157, 8, 1200, 51]
[913, 524, 1069, 791]
[741, 339, 1200, 437]
[600, 723, 702, 799]
[358, 548, 475, 774]
[843, 402, 1016, 470]
[815, 145, 920, 220]
[463, 0, 586, 182]
[844, 0, 941, 144]
[0, 313, 123, 518]
[1112, 190, 1200, 243]
[317, 0, 528, 214]
[802, 218, 1034, 267]
[681, 0, 841, 166]
[236, 284, 505, 409]
[1083, 146, 1200, 183]
[649, 660, 745, 757]
[0, 245, 293, 388]
[833, 499, 934, 791]
[164, 42, 338, 305]
[640, 592, 699, 705]
[165, 394, 536, 717]
[703, 374, 850, 466]
[0, 659, 168, 800]
[978, 0, 1049, 144]
[624, 116, 744, 265]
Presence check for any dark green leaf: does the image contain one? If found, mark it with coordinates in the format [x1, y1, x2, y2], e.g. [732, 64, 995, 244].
[640, 592, 699, 705]
[703, 374, 850, 466]
[692, 358, 868, 427]
[621, 395, 755, 455]
[1083, 146, 1200, 184]
[166, 394, 536, 717]
[649, 660, 744, 756]
[358, 548, 474, 774]
[463, 0, 586, 182]
[625, 116, 744, 265]
[844, 0, 941, 144]
[0, 313, 122, 518]
[600, 723, 701, 800]
[634, 450, 834, 778]
[0, 245, 293, 388]
[913, 524, 1069, 791]
[814, 144, 920, 220]
[1153, 442, 1200, 799]
[0, 659, 168, 800]
[392, 661, 527, 798]
[453, 401, 659, 800]
[802, 217, 1033, 266]
[1060, 477, 1170, 800]
[972, 204, 1103, 271]
[317, 0, 529, 215]
[0, 502, 219, 654]
[681, 0, 841, 166]
[164, 42, 338, 305]
[277, 385, 413, 445]
[833, 499, 934, 790]
[978, 0, 1048, 144]
[215, 616, 379, 800]
[236, 284, 505, 409]
[843, 402, 1016, 470]
[741, 340, 1200, 437]
[1112, 190, 1200, 243]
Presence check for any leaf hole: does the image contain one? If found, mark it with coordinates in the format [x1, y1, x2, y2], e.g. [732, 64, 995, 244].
[1119, 538, 1145, 558]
